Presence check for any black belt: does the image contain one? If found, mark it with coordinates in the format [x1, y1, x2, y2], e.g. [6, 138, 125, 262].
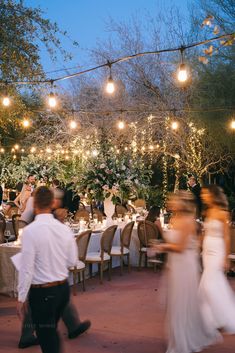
[31, 279, 67, 288]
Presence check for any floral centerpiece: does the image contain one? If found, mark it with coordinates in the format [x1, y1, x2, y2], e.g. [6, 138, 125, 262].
[77, 153, 152, 205]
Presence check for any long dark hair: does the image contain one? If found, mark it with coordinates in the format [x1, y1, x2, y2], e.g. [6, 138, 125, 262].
[206, 185, 228, 211]
[146, 206, 160, 223]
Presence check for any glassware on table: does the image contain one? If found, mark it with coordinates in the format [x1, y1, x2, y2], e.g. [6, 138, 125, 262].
[4, 230, 11, 245]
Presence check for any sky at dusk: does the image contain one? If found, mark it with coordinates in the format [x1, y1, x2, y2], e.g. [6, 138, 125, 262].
[25, 0, 191, 77]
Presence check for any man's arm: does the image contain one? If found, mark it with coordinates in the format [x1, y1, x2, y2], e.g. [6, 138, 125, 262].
[67, 231, 78, 268]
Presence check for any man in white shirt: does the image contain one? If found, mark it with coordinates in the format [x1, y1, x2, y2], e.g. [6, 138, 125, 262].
[17, 186, 78, 353]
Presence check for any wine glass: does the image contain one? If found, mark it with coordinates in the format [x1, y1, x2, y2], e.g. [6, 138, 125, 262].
[4, 230, 11, 245]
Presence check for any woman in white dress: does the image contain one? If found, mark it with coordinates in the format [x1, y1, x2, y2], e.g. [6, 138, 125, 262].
[199, 185, 235, 334]
[153, 191, 217, 353]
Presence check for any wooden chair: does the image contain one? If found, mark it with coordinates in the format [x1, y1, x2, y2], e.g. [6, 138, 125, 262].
[111, 221, 135, 274]
[137, 220, 162, 271]
[133, 199, 146, 208]
[85, 225, 117, 284]
[69, 230, 92, 295]
[8, 206, 19, 218]
[12, 214, 28, 240]
[228, 225, 235, 266]
[92, 208, 105, 222]
[126, 204, 136, 214]
[0, 213, 6, 244]
[74, 209, 90, 222]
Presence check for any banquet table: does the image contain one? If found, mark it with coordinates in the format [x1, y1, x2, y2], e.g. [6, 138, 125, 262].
[0, 221, 140, 297]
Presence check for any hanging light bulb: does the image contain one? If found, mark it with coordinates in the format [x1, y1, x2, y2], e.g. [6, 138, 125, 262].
[30, 147, 36, 153]
[14, 144, 19, 150]
[106, 62, 115, 94]
[2, 96, 10, 107]
[176, 47, 189, 84]
[69, 120, 77, 129]
[177, 64, 189, 83]
[117, 120, 125, 129]
[92, 149, 98, 157]
[231, 120, 235, 130]
[0, 148, 5, 153]
[47, 80, 57, 108]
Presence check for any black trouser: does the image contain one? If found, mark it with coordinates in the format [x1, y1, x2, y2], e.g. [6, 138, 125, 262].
[20, 299, 81, 342]
[29, 281, 69, 353]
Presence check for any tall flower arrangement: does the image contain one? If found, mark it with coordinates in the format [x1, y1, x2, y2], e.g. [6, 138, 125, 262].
[78, 153, 152, 204]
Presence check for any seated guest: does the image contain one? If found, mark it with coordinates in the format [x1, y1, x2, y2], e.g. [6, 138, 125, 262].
[145, 206, 163, 238]
[64, 181, 80, 214]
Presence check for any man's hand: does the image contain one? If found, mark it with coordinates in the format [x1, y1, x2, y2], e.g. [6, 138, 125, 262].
[17, 301, 28, 321]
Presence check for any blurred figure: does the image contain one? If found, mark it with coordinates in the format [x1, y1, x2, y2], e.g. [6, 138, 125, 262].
[145, 206, 163, 238]
[63, 180, 80, 214]
[153, 191, 218, 353]
[188, 175, 202, 218]
[199, 185, 235, 334]
[0, 185, 3, 205]
[14, 183, 32, 213]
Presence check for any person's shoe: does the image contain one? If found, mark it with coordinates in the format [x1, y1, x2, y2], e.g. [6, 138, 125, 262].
[18, 336, 39, 348]
[68, 320, 91, 339]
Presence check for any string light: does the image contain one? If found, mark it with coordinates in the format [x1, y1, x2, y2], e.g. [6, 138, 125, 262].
[69, 120, 77, 129]
[21, 149, 25, 153]
[14, 144, 19, 150]
[176, 47, 189, 83]
[2, 96, 10, 107]
[171, 121, 179, 130]
[0, 148, 5, 153]
[30, 147, 36, 153]
[47, 80, 57, 108]
[46, 147, 52, 153]
[13, 154, 17, 159]
[231, 120, 235, 130]
[92, 150, 98, 157]
[22, 119, 30, 128]
[106, 62, 115, 94]
[117, 120, 125, 129]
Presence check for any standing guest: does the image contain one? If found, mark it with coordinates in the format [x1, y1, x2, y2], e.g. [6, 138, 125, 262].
[152, 191, 218, 353]
[17, 186, 78, 353]
[18, 189, 91, 349]
[188, 174, 202, 218]
[199, 185, 235, 334]
[14, 183, 32, 213]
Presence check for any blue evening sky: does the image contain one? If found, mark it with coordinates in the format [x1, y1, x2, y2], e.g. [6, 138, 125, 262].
[26, 0, 190, 76]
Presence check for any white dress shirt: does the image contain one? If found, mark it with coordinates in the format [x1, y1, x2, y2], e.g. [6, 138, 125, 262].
[18, 213, 78, 302]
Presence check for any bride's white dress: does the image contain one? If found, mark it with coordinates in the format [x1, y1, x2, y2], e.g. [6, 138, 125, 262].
[199, 219, 235, 333]
[165, 230, 218, 353]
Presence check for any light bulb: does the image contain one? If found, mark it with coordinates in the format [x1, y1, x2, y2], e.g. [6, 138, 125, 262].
[48, 93, 57, 108]
[231, 120, 235, 130]
[69, 120, 77, 129]
[0, 148, 5, 153]
[171, 121, 179, 130]
[30, 147, 36, 153]
[118, 120, 125, 129]
[106, 77, 115, 94]
[23, 119, 30, 128]
[177, 64, 188, 83]
[46, 147, 52, 154]
[14, 144, 19, 150]
[92, 150, 98, 157]
[149, 145, 154, 150]
[2, 96, 10, 107]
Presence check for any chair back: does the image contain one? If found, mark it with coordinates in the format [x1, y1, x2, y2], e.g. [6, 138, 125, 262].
[133, 199, 146, 208]
[12, 214, 21, 239]
[121, 221, 135, 249]
[115, 204, 128, 217]
[76, 230, 92, 261]
[93, 208, 105, 222]
[230, 225, 235, 253]
[137, 220, 160, 248]
[74, 209, 90, 222]
[8, 206, 19, 218]
[101, 225, 117, 255]
[0, 213, 6, 244]
[79, 202, 86, 210]
[126, 204, 136, 214]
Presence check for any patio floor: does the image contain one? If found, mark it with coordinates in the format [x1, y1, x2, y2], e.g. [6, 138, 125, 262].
[0, 268, 235, 353]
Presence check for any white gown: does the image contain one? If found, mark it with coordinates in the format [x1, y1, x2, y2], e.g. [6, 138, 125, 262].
[165, 230, 218, 353]
[199, 219, 235, 334]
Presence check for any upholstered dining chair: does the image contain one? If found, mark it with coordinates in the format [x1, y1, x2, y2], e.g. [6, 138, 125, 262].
[110, 221, 135, 275]
[114, 204, 128, 218]
[12, 215, 28, 240]
[8, 206, 19, 218]
[69, 230, 92, 295]
[85, 225, 117, 284]
[74, 209, 90, 222]
[137, 220, 162, 271]
[0, 213, 6, 244]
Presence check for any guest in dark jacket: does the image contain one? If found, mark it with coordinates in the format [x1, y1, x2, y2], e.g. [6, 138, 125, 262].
[188, 175, 202, 218]
[63, 182, 80, 214]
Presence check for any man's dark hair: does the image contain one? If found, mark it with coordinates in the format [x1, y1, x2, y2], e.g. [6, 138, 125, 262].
[52, 179, 60, 187]
[34, 186, 54, 210]
[27, 174, 35, 178]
